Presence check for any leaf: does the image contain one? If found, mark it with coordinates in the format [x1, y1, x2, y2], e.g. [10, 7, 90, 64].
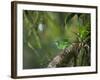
[65, 13, 76, 23]
[28, 42, 33, 50]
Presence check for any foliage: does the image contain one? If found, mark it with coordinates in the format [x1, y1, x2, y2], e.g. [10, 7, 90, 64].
[23, 10, 91, 69]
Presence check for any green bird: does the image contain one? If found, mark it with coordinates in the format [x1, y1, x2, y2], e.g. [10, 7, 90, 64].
[55, 39, 71, 49]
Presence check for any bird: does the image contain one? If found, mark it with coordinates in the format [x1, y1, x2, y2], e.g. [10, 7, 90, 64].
[55, 39, 71, 50]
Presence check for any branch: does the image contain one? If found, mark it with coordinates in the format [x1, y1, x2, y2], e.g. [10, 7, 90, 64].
[48, 43, 80, 68]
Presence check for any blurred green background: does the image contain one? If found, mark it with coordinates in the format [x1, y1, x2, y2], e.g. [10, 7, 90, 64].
[23, 10, 91, 69]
